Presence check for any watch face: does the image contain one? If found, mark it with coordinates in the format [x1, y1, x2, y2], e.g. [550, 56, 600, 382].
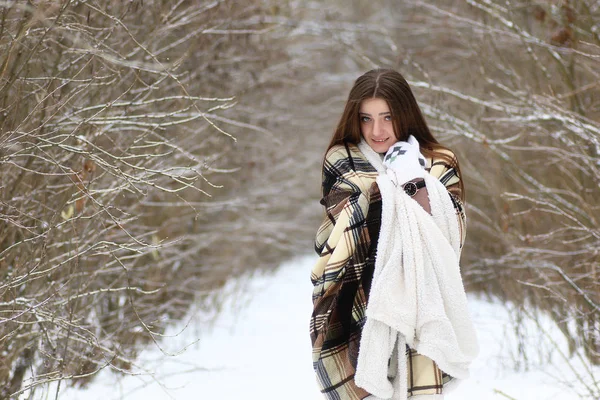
[404, 182, 418, 196]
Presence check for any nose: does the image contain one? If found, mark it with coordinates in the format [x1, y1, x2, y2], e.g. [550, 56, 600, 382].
[373, 120, 385, 137]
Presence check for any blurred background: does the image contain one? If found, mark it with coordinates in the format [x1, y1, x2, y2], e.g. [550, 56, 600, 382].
[0, 0, 598, 399]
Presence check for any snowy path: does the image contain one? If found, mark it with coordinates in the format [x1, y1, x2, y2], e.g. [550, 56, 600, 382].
[50, 255, 592, 400]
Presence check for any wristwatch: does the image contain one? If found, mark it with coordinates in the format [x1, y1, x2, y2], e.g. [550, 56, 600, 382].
[402, 179, 426, 197]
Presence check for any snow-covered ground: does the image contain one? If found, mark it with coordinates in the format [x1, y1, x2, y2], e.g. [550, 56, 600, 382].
[36, 255, 597, 399]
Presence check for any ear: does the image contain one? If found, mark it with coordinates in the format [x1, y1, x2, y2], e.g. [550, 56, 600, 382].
[408, 135, 419, 147]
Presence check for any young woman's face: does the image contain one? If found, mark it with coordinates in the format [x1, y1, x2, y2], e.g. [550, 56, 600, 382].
[359, 97, 396, 154]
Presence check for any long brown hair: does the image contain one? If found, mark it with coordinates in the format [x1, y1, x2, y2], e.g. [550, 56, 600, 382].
[327, 68, 465, 201]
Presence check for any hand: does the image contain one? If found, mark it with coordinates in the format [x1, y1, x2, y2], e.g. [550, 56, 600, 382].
[383, 135, 426, 185]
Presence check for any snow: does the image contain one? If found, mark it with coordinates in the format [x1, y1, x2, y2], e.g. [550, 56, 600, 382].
[35, 255, 596, 399]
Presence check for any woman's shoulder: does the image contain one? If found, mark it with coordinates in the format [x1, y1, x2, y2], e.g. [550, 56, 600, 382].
[427, 148, 458, 179]
[324, 143, 364, 161]
[427, 147, 457, 167]
[324, 144, 349, 162]
[431, 147, 457, 162]
[327, 143, 379, 177]
[323, 143, 369, 170]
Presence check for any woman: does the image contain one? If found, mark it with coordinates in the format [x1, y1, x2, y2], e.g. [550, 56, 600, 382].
[310, 69, 477, 400]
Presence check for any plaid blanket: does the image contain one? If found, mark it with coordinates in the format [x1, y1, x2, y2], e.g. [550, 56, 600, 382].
[310, 143, 466, 399]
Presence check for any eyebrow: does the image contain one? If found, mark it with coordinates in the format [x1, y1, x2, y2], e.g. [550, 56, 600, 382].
[359, 112, 391, 116]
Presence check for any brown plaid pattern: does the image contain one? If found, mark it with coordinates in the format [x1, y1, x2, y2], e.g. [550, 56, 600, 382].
[310, 143, 466, 399]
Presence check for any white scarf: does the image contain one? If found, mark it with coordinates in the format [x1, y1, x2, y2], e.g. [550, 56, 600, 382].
[355, 141, 479, 400]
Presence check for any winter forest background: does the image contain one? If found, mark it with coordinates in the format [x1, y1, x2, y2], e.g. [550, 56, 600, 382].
[0, 0, 598, 399]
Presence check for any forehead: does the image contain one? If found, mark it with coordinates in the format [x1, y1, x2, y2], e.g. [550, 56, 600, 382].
[359, 98, 390, 113]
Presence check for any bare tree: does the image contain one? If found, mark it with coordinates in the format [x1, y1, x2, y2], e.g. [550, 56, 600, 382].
[0, 0, 290, 397]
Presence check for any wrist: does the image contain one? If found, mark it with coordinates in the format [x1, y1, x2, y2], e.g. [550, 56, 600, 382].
[401, 179, 426, 197]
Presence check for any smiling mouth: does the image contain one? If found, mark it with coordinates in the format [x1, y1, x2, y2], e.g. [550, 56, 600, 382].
[373, 138, 388, 143]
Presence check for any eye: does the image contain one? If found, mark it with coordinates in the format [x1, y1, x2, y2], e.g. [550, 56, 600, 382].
[384, 115, 392, 121]
[360, 116, 371, 123]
